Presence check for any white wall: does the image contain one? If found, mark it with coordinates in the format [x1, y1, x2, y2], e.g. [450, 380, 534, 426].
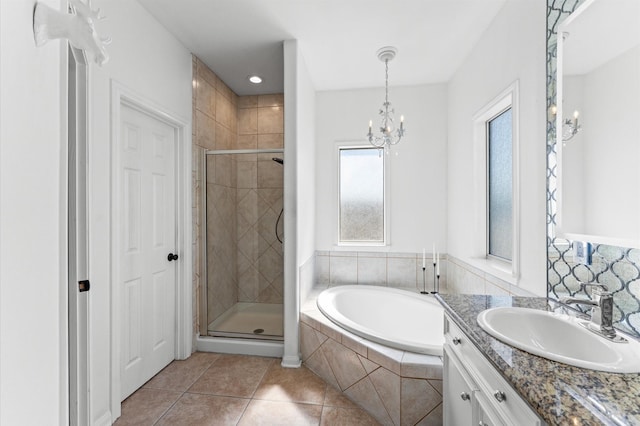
[0, 1, 66, 423]
[88, 0, 192, 422]
[583, 46, 640, 240]
[295, 50, 317, 304]
[447, 1, 547, 296]
[315, 84, 448, 253]
[283, 40, 316, 367]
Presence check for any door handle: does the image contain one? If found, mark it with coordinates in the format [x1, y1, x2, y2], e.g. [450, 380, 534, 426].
[167, 253, 179, 261]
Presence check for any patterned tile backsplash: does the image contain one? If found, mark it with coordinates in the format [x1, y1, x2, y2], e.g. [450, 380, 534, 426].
[546, 0, 640, 336]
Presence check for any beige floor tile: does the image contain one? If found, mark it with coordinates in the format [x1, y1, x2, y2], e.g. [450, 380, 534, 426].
[188, 354, 274, 398]
[320, 406, 381, 426]
[253, 363, 327, 405]
[238, 399, 322, 426]
[114, 388, 182, 426]
[156, 393, 249, 426]
[144, 352, 221, 392]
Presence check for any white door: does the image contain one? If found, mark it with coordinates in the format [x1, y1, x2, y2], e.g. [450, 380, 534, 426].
[119, 104, 177, 400]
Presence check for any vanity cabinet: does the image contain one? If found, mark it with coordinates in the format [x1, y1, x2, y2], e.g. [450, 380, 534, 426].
[443, 313, 544, 426]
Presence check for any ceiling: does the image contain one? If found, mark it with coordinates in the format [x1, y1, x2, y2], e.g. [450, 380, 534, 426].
[137, 0, 508, 96]
[562, 0, 640, 75]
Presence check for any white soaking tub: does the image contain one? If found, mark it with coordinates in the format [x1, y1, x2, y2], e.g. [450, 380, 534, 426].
[316, 285, 444, 355]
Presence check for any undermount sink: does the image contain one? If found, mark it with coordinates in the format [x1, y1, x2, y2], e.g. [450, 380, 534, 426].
[477, 307, 640, 373]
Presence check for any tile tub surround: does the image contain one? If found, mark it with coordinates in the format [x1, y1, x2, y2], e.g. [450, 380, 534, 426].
[301, 289, 444, 426]
[315, 250, 447, 293]
[437, 293, 640, 425]
[446, 255, 537, 297]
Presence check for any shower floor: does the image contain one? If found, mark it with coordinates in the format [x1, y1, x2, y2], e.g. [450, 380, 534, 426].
[208, 302, 284, 340]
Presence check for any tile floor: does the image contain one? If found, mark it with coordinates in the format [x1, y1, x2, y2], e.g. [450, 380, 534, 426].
[114, 352, 380, 425]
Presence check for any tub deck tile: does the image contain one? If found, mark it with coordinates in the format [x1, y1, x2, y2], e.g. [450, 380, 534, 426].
[345, 376, 394, 426]
[357, 355, 380, 375]
[341, 333, 368, 357]
[400, 352, 443, 380]
[301, 286, 444, 426]
[321, 339, 368, 391]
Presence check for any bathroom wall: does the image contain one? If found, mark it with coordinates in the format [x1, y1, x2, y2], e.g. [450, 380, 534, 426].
[447, 0, 547, 296]
[0, 1, 66, 423]
[88, 0, 193, 420]
[546, 0, 640, 337]
[283, 39, 317, 366]
[315, 84, 448, 254]
[192, 56, 285, 331]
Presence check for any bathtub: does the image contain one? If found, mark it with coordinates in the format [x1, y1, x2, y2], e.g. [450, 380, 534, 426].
[316, 285, 444, 356]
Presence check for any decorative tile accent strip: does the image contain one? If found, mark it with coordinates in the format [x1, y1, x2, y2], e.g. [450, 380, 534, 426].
[300, 291, 443, 426]
[546, 0, 640, 336]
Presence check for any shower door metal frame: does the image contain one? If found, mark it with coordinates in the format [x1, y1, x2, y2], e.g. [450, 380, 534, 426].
[200, 148, 285, 339]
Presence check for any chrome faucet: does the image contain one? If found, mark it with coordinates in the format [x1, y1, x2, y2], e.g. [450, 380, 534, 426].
[561, 282, 621, 342]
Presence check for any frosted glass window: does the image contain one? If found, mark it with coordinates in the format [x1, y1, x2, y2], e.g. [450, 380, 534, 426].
[488, 108, 513, 260]
[339, 147, 384, 243]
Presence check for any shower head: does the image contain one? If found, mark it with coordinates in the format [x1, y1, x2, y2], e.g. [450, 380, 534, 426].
[272, 157, 284, 165]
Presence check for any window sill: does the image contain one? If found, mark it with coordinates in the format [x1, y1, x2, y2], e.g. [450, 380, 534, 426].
[463, 255, 520, 287]
[333, 243, 390, 252]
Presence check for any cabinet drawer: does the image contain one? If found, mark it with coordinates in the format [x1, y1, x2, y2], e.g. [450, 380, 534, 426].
[444, 314, 543, 426]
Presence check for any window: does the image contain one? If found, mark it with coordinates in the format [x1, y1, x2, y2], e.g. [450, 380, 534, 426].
[338, 146, 385, 244]
[488, 108, 513, 260]
[473, 82, 519, 277]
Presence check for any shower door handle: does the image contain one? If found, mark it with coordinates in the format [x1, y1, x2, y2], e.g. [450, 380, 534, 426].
[167, 253, 179, 262]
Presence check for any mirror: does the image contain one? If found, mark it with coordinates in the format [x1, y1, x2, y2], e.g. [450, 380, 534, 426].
[556, 0, 640, 248]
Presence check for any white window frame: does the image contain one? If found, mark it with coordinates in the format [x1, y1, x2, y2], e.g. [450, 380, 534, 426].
[472, 82, 520, 279]
[334, 141, 390, 248]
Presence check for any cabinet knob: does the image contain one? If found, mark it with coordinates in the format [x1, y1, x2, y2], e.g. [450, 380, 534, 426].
[460, 392, 470, 401]
[479, 422, 487, 426]
[494, 390, 506, 403]
[452, 337, 461, 345]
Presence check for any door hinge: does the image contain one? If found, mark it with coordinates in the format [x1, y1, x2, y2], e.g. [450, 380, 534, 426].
[78, 280, 90, 292]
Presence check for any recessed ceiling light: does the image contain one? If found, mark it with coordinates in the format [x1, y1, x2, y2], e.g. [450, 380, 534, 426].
[248, 75, 263, 84]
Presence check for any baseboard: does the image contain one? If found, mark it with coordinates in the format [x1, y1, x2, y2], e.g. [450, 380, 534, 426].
[196, 336, 284, 358]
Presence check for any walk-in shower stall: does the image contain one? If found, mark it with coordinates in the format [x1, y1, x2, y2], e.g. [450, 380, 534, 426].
[200, 149, 284, 342]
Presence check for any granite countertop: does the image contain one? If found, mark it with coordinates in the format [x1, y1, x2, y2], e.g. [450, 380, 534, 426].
[436, 294, 640, 426]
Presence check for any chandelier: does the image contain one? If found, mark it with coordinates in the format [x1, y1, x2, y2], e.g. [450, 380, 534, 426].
[367, 46, 405, 150]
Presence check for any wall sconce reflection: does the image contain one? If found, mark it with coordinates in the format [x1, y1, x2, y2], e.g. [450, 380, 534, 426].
[550, 105, 582, 143]
[563, 110, 581, 142]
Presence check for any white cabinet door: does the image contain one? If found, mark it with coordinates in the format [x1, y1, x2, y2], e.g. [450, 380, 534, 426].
[476, 393, 506, 426]
[119, 105, 177, 400]
[444, 348, 477, 426]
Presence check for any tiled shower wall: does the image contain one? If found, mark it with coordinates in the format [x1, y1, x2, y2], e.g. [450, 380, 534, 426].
[192, 55, 285, 334]
[546, 1, 640, 336]
[193, 56, 239, 332]
[236, 95, 284, 304]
